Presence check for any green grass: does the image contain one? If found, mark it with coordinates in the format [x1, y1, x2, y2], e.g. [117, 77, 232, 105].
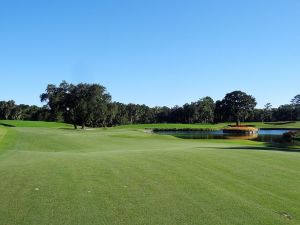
[117, 121, 300, 130]
[2, 120, 299, 130]
[116, 123, 229, 130]
[0, 120, 72, 128]
[0, 121, 300, 225]
[249, 121, 300, 129]
[0, 127, 7, 147]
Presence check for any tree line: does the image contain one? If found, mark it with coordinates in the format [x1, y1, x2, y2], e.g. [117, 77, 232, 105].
[1, 81, 300, 128]
[0, 100, 52, 121]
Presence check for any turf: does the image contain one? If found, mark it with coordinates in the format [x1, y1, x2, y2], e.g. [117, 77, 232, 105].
[0, 127, 7, 148]
[0, 120, 72, 128]
[0, 121, 300, 225]
[117, 121, 300, 130]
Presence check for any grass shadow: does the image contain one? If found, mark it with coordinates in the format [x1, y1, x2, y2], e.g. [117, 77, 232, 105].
[0, 123, 16, 127]
[221, 145, 300, 153]
[197, 143, 300, 153]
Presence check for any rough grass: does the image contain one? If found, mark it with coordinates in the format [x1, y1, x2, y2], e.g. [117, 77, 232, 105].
[0, 121, 300, 225]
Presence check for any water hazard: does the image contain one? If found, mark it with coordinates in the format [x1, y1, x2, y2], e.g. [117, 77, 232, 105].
[154, 129, 300, 145]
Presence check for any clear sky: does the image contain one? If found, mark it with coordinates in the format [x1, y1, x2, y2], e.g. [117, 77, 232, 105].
[0, 0, 299, 108]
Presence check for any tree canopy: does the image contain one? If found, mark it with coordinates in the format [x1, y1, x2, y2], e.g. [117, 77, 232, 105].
[1, 81, 299, 127]
[218, 91, 257, 126]
[41, 81, 112, 129]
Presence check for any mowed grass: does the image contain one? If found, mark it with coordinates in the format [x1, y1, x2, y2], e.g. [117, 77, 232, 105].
[0, 127, 7, 148]
[1, 120, 300, 130]
[118, 121, 300, 130]
[0, 122, 300, 225]
[0, 120, 72, 128]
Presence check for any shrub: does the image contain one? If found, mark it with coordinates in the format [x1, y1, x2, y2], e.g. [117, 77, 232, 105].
[282, 131, 298, 140]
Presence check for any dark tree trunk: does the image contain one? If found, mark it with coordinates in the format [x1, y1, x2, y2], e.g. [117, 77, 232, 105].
[73, 123, 77, 129]
[82, 123, 85, 129]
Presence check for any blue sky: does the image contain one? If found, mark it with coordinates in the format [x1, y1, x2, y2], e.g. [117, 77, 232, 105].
[0, 0, 299, 108]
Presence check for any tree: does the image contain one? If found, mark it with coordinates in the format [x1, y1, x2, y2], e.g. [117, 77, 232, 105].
[41, 81, 112, 129]
[170, 106, 185, 123]
[220, 91, 257, 126]
[40, 82, 68, 121]
[154, 106, 171, 123]
[10, 105, 23, 120]
[291, 95, 300, 105]
[113, 102, 129, 125]
[252, 108, 264, 122]
[126, 104, 140, 124]
[291, 95, 300, 121]
[273, 104, 294, 121]
[0, 101, 7, 119]
[197, 97, 215, 123]
[106, 103, 119, 126]
[262, 103, 273, 122]
[90, 86, 112, 127]
[183, 103, 194, 123]
[214, 100, 225, 123]
[66, 83, 112, 129]
[0, 100, 15, 120]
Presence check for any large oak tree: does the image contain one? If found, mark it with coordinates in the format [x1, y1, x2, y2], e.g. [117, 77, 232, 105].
[41, 81, 112, 129]
[219, 91, 257, 126]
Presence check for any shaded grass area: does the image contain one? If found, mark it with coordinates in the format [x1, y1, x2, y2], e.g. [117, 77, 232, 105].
[0, 125, 300, 225]
[0, 122, 16, 127]
[196, 143, 300, 153]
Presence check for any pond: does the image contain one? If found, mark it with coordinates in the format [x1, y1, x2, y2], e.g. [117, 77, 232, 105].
[154, 129, 300, 145]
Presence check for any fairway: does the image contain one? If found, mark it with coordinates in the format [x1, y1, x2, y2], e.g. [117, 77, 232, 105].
[0, 122, 300, 225]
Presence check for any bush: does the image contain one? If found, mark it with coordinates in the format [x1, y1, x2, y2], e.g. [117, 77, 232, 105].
[295, 132, 300, 140]
[282, 131, 298, 140]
